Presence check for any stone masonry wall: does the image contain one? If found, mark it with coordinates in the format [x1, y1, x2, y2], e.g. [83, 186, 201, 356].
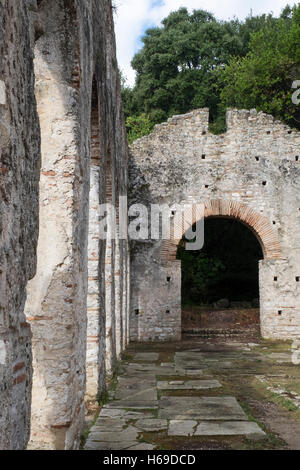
[129, 108, 300, 342]
[86, 4, 130, 401]
[0, 0, 128, 450]
[130, 260, 181, 342]
[24, 0, 129, 450]
[0, 1, 40, 449]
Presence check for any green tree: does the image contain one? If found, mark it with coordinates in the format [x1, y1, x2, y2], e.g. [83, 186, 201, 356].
[129, 8, 244, 127]
[219, 4, 300, 129]
[125, 113, 155, 144]
[122, 7, 290, 140]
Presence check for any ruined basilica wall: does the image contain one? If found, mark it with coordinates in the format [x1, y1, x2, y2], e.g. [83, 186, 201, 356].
[23, 0, 129, 450]
[129, 108, 300, 342]
[0, 0, 128, 451]
[0, 0, 41, 449]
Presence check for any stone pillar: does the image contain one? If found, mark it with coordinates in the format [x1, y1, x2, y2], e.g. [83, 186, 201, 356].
[25, 0, 91, 449]
[130, 260, 181, 342]
[86, 162, 100, 399]
[114, 234, 122, 359]
[105, 228, 116, 377]
[260, 259, 300, 339]
[126, 242, 131, 346]
[121, 245, 127, 350]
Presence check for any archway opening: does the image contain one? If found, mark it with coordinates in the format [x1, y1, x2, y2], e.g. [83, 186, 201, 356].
[177, 217, 264, 335]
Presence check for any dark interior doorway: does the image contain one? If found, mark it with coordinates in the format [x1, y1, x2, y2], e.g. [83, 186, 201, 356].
[177, 218, 264, 333]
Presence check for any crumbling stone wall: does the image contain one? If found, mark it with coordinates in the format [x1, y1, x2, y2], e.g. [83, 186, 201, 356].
[130, 109, 300, 342]
[0, 0, 128, 451]
[0, 0, 40, 450]
[86, 12, 130, 400]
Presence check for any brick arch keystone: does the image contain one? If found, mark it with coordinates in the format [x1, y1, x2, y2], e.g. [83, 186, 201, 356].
[160, 199, 281, 261]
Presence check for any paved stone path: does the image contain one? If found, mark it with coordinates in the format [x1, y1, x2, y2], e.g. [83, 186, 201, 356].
[85, 345, 268, 450]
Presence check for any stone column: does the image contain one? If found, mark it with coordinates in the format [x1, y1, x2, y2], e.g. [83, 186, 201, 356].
[0, 1, 40, 449]
[130, 259, 182, 342]
[25, 0, 91, 449]
[260, 259, 300, 339]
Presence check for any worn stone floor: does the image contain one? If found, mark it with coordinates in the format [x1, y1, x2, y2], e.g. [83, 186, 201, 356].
[84, 335, 300, 450]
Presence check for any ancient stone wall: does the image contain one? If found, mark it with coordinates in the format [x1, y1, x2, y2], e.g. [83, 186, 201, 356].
[0, 0, 41, 449]
[21, 0, 129, 450]
[86, 5, 130, 399]
[4, 0, 299, 452]
[129, 109, 300, 342]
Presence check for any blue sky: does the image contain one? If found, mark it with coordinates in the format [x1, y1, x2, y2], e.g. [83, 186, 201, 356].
[113, 0, 295, 86]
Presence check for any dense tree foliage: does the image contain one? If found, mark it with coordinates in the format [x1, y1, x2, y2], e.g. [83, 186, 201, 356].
[219, 4, 300, 129]
[122, 4, 299, 143]
[177, 219, 263, 306]
[125, 113, 155, 144]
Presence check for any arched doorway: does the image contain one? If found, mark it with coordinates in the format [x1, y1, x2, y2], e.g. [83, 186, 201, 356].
[155, 200, 282, 341]
[177, 217, 264, 335]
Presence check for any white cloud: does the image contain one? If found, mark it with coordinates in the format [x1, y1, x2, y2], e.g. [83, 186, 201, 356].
[114, 0, 152, 86]
[114, 0, 295, 86]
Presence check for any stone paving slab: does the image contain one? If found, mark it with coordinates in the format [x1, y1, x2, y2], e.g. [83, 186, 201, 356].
[175, 352, 234, 361]
[175, 359, 203, 367]
[168, 420, 265, 438]
[114, 379, 157, 402]
[157, 379, 222, 390]
[118, 376, 157, 386]
[268, 353, 292, 363]
[126, 363, 176, 375]
[176, 351, 244, 357]
[91, 420, 126, 431]
[85, 441, 142, 450]
[175, 352, 203, 356]
[199, 362, 233, 370]
[85, 346, 270, 450]
[169, 420, 197, 436]
[134, 353, 159, 361]
[127, 443, 155, 450]
[135, 419, 168, 432]
[125, 365, 210, 378]
[176, 368, 204, 376]
[175, 352, 231, 360]
[158, 396, 248, 420]
[87, 426, 139, 442]
[99, 408, 153, 419]
[175, 358, 232, 369]
[105, 400, 158, 409]
[194, 421, 266, 438]
[114, 391, 157, 402]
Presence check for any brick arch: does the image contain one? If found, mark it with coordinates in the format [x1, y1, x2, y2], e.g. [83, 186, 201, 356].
[161, 199, 281, 261]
